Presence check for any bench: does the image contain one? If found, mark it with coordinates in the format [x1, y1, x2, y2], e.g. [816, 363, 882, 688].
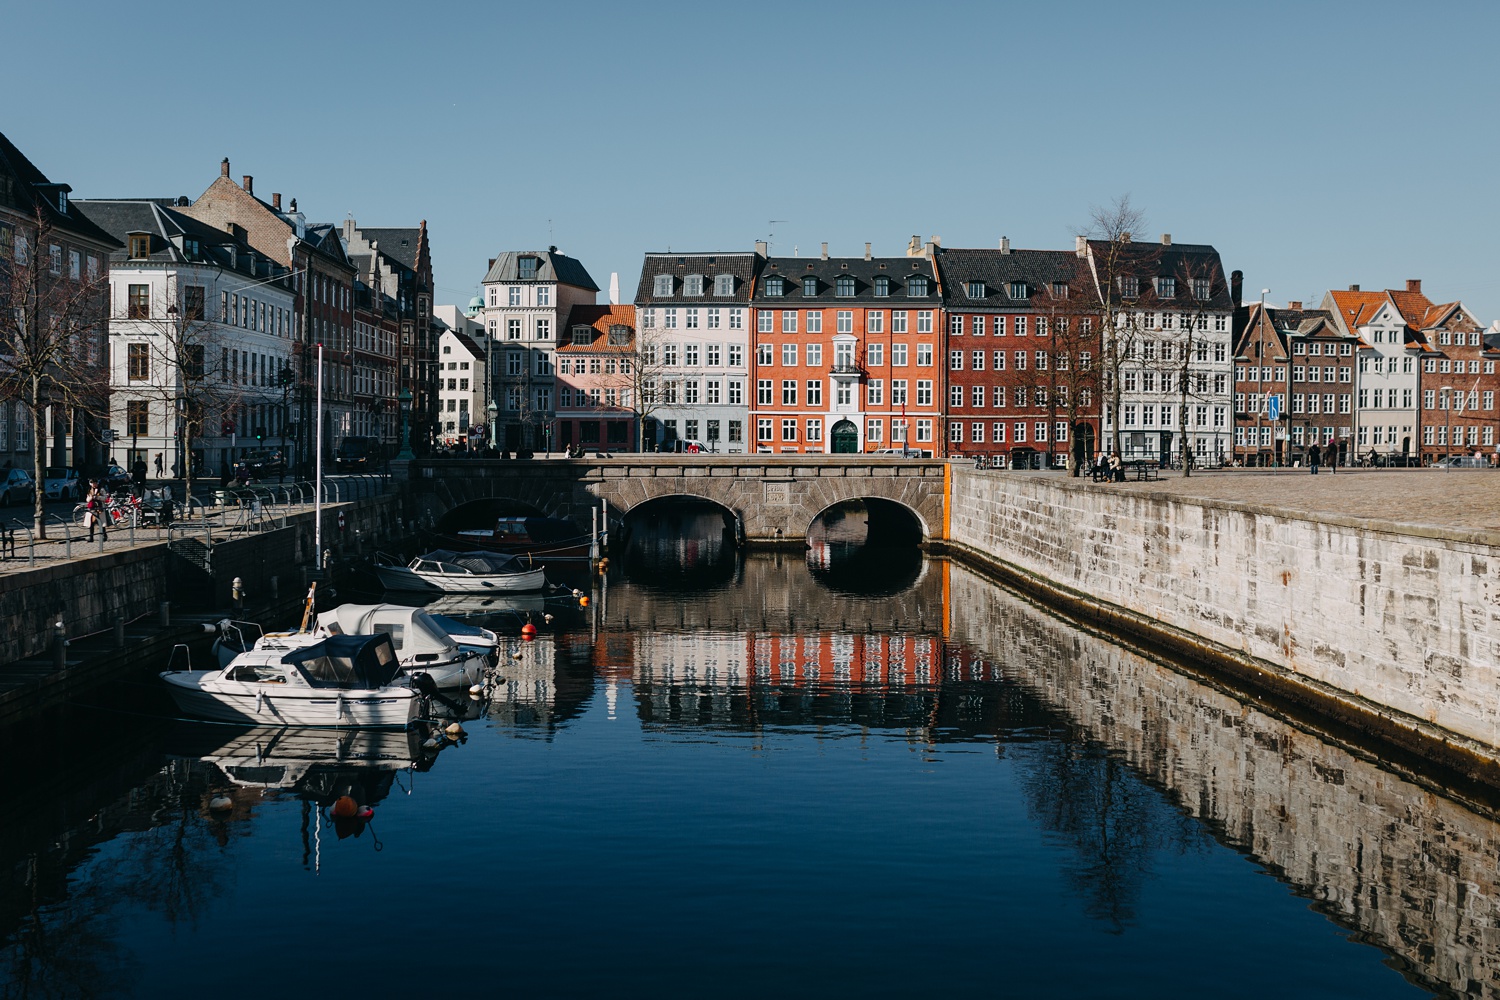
[1131, 460, 1161, 482]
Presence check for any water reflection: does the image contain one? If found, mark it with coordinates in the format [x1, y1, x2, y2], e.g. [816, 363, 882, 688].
[620, 500, 737, 587]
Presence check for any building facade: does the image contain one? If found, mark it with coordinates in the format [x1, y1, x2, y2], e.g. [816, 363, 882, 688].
[557, 304, 638, 451]
[935, 242, 1101, 467]
[1384, 280, 1497, 461]
[480, 250, 598, 451]
[0, 131, 120, 475]
[634, 252, 760, 452]
[74, 198, 296, 477]
[1232, 301, 1357, 465]
[1322, 285, 1421, 463]
[434, 326, 485, 448]
[750, 241, 945, 455]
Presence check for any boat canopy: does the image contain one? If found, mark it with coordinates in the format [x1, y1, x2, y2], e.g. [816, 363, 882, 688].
[419, 549, 530, 575]
[317, 604, 459, 659]
[493, 517, 586, 543]
[280, 633, 402, 689]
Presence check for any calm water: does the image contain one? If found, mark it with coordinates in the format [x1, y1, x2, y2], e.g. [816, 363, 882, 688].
[3, 537, 1499, 997]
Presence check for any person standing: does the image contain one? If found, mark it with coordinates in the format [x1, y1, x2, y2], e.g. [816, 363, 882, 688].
[131, 457, 148, 493]
[154, 453, 164, 477]
[84, 479, 108, 542]
[1309, 442, 1321, 475]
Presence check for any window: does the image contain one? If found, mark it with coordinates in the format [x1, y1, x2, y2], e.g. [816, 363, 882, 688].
[757, 379, 773, 405]
[836, 310, 853, 334]
[128, 284, 150, 319]
[126, 400, 149, 436]
[917, 419, 933, 442]
[128, 233, 150, 259]
[806, 310, 823, 333]
[806, 344, 822, 366]
[782, 344, 798, 367]
[908, 276, 928, 297]
[715, 274, 734, 296]
[916, 380, 932, 406]
[1155, 276, 1176, 298]
[950, 350, 964, 371]
[518, 256, 538, 279]
[127, 343, 149, 380]
[951, 421, 964, 443]
[916, 344, 933, 366]
[1015, 316, 1027, 336]
[892, 311, 908, 334]
[803, 276, 819, 297]
[806, 418, 822, 442]
[1014, 350, 1026, 371]
[867, 380, 883, 406]
[537, 286, 551, 307]
[891, 380, 907, 405]
[781, 380, 797, 405]
[729, 309, 745, 330]
[973, 385, 986, 407]
[507, 286, 524, 307]
[867, 344, 884, 366]
[729, 380, 744, 404]
[867, 310, 884, 333]
[68, 250, 80, 280]
[1117, 276, 1139, 298]
[918, 311, 933, 333]
[993, 350, 1005, 371]
[892, 344, 908, 366]
[782, 418, 798, 442]
[765, 276, 786, 297]
[966, 281, 986, 299]
[506, 351, 523, 376]
[874, 276, 891, 297]
[707, 380, 722, 404]
[685, 275, 704, 296]
[183, 285, 205, 321]
[757, 418, 773, 442]
[782, 311, 798, 333]
[836, 276, 855, 297]
[507, 319, 522, 340]
[950, 385, 964, 407]
[536, 318, 551, 340]
[757, 343, 773, 366]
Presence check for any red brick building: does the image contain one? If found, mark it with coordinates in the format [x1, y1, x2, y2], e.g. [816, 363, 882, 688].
[934, 244, 1100, 467]
[750, 242, 945, 454]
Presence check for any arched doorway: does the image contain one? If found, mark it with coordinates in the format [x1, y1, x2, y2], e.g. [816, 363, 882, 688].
[830, 419, 858, 454]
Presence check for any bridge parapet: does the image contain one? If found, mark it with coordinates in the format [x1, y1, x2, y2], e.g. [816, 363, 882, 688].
[407, 456, 949, 541]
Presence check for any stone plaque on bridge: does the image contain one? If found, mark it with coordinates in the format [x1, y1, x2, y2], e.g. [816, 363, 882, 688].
[764, 483, 791, 505]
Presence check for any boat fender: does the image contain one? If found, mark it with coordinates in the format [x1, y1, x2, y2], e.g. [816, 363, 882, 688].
[468, 684, 484, 697]
[331, 795, 358, 819]
[571, 589, 582, 598]
[543, 614, 554, 624]
[445, 722, 466, 739]
[209, 795, 233, 812]
[357, 806, 374, 821]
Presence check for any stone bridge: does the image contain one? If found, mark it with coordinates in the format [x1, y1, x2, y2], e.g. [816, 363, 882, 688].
[406, 456, 949, 542]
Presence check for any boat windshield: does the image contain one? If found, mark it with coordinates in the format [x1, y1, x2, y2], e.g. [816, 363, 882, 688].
[419, 549, 529, 574]
[281, 633, 401, 689]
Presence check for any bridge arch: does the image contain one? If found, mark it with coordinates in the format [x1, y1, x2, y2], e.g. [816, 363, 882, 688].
[806, 495, 928, 544]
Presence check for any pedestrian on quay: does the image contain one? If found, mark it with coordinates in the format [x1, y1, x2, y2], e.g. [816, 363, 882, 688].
[131, 456, 148, 493]
[154, 453, 164, 477]
[1309, 443, 1322, 475]
[84, 479, 108, 542]
[1328, 447, 1338, 475]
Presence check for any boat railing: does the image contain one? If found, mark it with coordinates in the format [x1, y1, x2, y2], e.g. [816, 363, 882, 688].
[165, 643, 193, 673]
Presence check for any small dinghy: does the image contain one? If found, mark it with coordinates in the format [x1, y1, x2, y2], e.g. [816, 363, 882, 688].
[374, 549, 546, 594]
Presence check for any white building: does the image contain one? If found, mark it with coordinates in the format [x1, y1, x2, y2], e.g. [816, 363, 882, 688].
[634, 252, 758, 451]
[1323, 287, 1421, 460]
[433, 306, 486, 447]
[75, 198, 297, 476]
[479, 250, 598, 451]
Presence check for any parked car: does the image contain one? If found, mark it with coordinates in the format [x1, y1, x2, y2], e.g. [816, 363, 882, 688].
[870, 448, 931, 458]
[662, 439, 711, 454]
[1431, 456, 1492, 469]
[1, 468, 36, 506]
[240, 449, 286, 479]
[43, 467, 82, 502]
[335, 436, 379, 471]
[101, 463, 131, 490]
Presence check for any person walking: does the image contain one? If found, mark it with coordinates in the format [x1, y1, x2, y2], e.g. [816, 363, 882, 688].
[154, 453, 164, 477]
[131, 456, 148, 493]
[84, 479, 108, 542]
[1309, 442, 1322, 475]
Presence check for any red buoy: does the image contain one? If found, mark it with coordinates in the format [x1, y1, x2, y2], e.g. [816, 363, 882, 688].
[520, 622, 537, 638]
[331, 795, 358, 819]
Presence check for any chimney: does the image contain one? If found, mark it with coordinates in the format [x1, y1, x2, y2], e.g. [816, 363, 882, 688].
[1231, 269, 1244, 305]
[1161, 233, 1171, 246]
[1288, 300, 1303, 310]
[609, 272, 620, 306]
[930, 234, 941, 247]
[999, 236, 1011, 255]
[907, 235, 921, 256]
[1075, 235, 1087, 257]
[242, 175, 253, 194]
[1121, 231, 1132, 243]
[864, 242, 871, 261]
[1406, 278, 1421, 294]
[820, 242, 828, 260]
[1348, 283, 1360, 292]
[271, 192, 282, 211]
[220, 157, 230, 177]
[755, 240, 768, 256]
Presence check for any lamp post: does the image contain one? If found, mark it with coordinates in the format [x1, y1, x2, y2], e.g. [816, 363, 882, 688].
[397, 387, 414, 460]
[487, 400, 498, 453]
[278, 363, 294, 482]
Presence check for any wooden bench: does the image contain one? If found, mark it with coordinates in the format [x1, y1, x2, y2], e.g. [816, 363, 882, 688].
[1131, 460, 1161, 482]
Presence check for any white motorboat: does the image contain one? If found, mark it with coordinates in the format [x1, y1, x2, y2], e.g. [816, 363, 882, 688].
[374, 549, 547, 594]
[317, 603, 493, 687]
[162, 633, 418, 728]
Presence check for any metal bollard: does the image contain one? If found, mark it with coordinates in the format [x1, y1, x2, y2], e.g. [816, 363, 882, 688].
[52, 620, 66, 670]
[114, 616, 126, 649]
[160, 601, 171, 627]
[232, 576, 244, 613]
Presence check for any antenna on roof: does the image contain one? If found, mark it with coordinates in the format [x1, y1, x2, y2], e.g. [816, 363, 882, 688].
[768, 220, 788, 254]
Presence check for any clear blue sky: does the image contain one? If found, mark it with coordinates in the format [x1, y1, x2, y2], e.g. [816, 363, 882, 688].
[7, 0, 1498, 319]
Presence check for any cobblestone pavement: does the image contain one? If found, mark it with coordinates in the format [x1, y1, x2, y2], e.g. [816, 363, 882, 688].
[1084, 467, 1500, 532]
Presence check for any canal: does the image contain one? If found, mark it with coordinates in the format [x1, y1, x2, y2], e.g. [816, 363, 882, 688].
[2, 509, 1497, 997]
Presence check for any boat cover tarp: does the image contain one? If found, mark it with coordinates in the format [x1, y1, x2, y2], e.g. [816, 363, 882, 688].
[498, 517, 587, 544]
[317, 604, 458, 659]
[281, 633, 401, 689]
[419, 549, 530, 575]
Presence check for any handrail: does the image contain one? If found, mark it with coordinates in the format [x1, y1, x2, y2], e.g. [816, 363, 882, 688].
[1, 517, 36, 566]
[46, 513, 74, 558]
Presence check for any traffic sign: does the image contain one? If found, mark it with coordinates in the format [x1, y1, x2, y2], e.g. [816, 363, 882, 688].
[1267, 394, 1281, 422]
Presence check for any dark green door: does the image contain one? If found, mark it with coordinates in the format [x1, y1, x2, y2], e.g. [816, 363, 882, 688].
[831, 419, 858, 454]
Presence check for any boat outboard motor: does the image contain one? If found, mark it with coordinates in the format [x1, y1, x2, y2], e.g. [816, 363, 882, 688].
[411, 671, 466, 716]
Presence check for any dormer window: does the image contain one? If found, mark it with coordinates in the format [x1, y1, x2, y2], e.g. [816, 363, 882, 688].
[183, 238, 200, 259]
[765, 276, 786, 297]
[803, 276, 819, 297]
[571, 326, 593, 345]
[1117, 276, 1139, 298]
[1155, 276, 1176, 298]
[908, 276, 929, 297]
[966, 281, 986, 299]
[874, 276, 891, 297]
[654, 274, 673, 297]
[128, 233, 151, 259]
[684, 274, 704, 296]
[1193, 277, 1211, 300]
[714, 274, 734, 296]
[1009, 281, 1028, 300]
[836, 276, 856, 297]
[57, 191, 67, 213]
[517, 255, 539, 279]
[1051, 282, 1068, 299]
[608, 324, 630, 346]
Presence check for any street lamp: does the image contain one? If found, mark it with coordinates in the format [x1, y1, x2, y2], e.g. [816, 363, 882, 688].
[397, 387, 414, 460]
[487, 400, 498, 452]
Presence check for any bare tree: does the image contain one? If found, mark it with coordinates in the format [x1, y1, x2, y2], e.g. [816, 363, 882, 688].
[1077, 196, 1159, 459]
[600, 325, 676, 452]
[1160, 256, 1224, 477]
[0, 206, 111, 536]
[1040, 273, 1104, 475]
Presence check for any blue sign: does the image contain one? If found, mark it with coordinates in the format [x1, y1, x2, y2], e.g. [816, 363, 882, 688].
[1267, 394, 1281, 422]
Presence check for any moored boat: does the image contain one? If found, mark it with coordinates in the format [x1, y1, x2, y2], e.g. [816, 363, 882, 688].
[428, 516, 590, 561]
[374, 549, 547, 594]
[162, 633, 418, 728]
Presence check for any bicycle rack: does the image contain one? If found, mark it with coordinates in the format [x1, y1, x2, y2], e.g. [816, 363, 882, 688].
[2, 517, 36, 566]
[47, 513, 74, 558]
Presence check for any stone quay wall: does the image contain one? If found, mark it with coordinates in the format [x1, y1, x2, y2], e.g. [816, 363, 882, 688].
[944, 467, 1500, 776]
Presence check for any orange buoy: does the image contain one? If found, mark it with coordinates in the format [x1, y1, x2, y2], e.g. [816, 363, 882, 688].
[579, 596, 590, 607]
[331, 795, 358, 819]
[520, 622, 537, 638]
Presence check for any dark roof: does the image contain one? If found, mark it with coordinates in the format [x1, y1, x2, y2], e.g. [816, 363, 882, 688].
[0, 131, 121, 249]
[634, 252, 764, 304]
[442, 329, 485, 358]
[483, 250, 598, 291]
[751, 256, 937, 304]
[71, 198, 292, 283]
[1086, 239, 1235, 311]
[359, 227, 421, 270]
[935, 248, 1095, 309]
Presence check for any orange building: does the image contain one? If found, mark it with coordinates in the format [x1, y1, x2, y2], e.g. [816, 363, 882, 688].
[749, 242, 945, 454]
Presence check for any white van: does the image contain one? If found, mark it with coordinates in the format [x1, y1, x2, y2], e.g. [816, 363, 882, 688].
[665, 439, 709, 454]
